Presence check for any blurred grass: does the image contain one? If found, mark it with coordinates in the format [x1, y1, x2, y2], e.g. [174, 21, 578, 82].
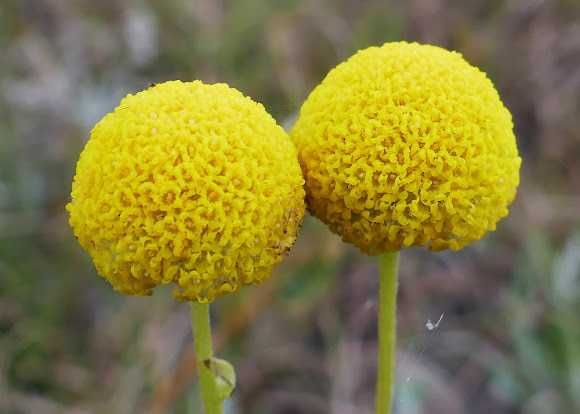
[1, 0, 580, 413]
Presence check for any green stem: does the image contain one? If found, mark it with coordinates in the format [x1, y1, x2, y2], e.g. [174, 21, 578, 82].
[375, 251, 400, 414]
[191, 302, 223, 414]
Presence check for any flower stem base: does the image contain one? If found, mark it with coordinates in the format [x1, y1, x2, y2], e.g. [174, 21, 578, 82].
[191, 302, 223, 414]
[376, 252, 400, 414]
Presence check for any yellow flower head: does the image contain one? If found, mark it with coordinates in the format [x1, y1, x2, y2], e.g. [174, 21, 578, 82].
[67, 80, 305, 302]
[292, 42, 521, 254]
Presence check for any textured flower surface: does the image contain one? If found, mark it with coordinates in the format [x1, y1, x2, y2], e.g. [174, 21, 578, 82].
[68, 80, 305, 302]
[292, 42, 521, 254]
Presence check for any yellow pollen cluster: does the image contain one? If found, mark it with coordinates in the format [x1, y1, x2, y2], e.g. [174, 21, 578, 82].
[291, 42, 521, 254]
[67, 81, 305, 302]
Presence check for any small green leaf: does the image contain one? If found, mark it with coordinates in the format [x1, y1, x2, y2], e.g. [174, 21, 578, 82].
[205, 357, 236, 400]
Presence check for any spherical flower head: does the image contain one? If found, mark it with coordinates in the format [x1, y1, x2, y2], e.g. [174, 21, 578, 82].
[67, 80, 305, 302]
[291, 42, 521, 254]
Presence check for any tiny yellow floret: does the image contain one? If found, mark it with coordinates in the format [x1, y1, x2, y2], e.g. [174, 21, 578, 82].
[292, 42, 521, 254]
[67, 80, 305, 302]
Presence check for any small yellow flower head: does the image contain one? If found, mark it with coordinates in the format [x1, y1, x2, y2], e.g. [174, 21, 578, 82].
[67, 80, 305, 302]
[292, 42, 521, 254]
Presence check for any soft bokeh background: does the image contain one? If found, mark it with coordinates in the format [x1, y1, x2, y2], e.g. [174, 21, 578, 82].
[1, 1, 580, 413]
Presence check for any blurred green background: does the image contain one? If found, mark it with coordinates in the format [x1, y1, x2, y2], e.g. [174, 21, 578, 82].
[1, 1, 580, 413]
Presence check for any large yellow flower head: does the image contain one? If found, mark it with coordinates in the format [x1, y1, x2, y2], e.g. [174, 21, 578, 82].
[292, 42, 521, 254]
[67, 80, 305, 302]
